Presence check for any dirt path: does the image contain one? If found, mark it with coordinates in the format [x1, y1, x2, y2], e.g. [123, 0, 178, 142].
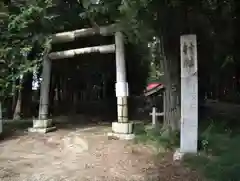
[0, 124, 203, 181]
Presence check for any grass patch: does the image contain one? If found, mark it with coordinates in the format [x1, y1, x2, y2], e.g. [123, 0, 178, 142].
[184, 118, 240, 181]
[134, 123, 180, 151]
[134, 118, 240, 181]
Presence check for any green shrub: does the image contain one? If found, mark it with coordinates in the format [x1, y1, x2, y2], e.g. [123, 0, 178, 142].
[185, 118, 240, 181]
[134, 123, 180, 151]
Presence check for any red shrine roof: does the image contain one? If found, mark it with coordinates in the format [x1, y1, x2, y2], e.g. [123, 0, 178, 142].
[146, 83, 162, 90]
[144, 82, 164, 96]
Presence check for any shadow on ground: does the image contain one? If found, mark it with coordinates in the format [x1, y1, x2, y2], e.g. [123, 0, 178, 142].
[143, 154, 202, 181]
[52, 114, 112, 131]
[0, 114, 113, 142]
[0, 121, 31, 142]
[134, 123, 203, 181]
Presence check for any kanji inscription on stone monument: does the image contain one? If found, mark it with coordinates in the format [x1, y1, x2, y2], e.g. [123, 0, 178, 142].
[180, 35, 198, 153]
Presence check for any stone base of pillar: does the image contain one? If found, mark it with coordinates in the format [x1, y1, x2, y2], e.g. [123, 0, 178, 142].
[107, 122, 135, 140]
[28, 119, 56, 133]
[107, 132, 135, 140]
[28, 127, 56, 133]
[173, 148, 188, 161]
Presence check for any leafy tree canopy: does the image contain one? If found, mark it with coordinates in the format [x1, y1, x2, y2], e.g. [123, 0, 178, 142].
[0, 0, 239, 101]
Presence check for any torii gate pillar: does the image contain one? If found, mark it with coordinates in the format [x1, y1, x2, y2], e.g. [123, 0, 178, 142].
[28, 54, 56, 133]
[108, 32, 134, 140]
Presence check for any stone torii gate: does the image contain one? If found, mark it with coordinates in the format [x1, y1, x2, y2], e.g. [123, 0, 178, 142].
[28, 24, 134, 140]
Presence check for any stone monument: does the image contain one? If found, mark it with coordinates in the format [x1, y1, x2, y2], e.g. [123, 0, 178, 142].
[174, 34, 198, 160]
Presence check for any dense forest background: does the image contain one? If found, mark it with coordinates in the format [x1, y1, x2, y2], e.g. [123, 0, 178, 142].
[1, 0, 240, 121]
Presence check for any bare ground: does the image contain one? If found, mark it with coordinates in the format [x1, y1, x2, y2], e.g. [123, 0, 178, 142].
[0, 123, 203, 181]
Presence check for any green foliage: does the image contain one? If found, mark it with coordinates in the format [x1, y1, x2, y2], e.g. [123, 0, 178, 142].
[134, 123, 180, 151]
[0, 0, 56, 99]
[135, 116, 240, 181]
[185, 118, 240, 181]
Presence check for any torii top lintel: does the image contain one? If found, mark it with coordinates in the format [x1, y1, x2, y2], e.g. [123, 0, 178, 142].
[51, 24, 119, 44]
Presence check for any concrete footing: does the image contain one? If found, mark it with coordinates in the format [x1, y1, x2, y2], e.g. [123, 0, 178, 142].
[112, 122, 133, 134]
[108, 122, 135, 140]
[28, 127, 56, 133]
[28, 119, 56, 133]
[173, 148, 199, 161]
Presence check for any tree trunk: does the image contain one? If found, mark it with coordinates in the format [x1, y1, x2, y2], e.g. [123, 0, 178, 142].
[0, 100, 2, 134]
[0, 100, 3, 134]
[12, 82, 16, 113]
[22, 72, 33, 118]
[160, 37, 180, 130]
[13, 75, 23, 120]
[56, 78, 61, 103]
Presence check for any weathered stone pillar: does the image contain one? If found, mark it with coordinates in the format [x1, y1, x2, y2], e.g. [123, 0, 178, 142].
[28, 54, 56, 133]
[174, 35, 198, 160]
[108, 32, 134, 140]
[39, 56, 51, 120]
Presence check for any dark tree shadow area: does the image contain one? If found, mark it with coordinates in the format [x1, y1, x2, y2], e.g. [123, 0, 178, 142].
[0, 113, 114, 143]
[0, 121, 32, 142]
[52, 114, 113, 131]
